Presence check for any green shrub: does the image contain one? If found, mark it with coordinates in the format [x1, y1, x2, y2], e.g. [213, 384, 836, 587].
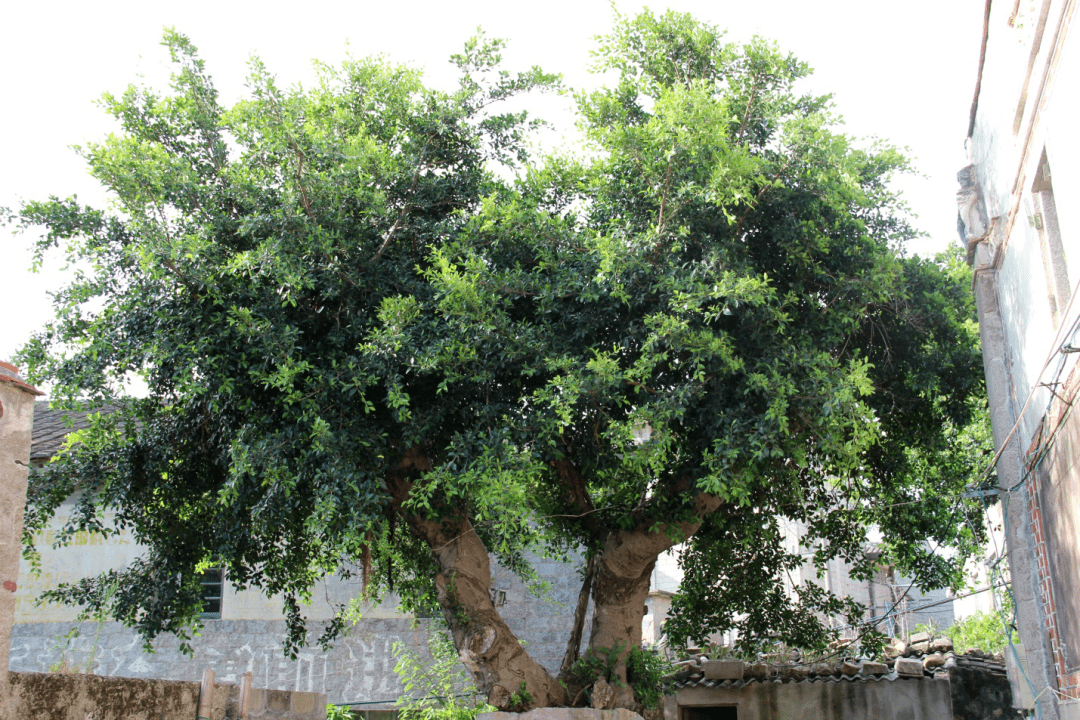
[944, 603, 1015, 655]
[626, 646, 675, 710]
[566, 644, 674, 710]
[564, 645, 622, 689]
[394, 629, 494, 720]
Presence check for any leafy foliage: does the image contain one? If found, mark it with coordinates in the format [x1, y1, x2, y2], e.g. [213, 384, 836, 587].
[47, 627, 82, 674]
[326, 705, 355, 720]
[14, 9, 989, 705]
[944, 595, 1015, 654]
[17, 27, 560, 656]
[564, 644, 624, 689]
[394, 629, 494, 720]
[626, 647, 675, 710]
[945, 611, 1011, 654]
[564, 644, 673, 709]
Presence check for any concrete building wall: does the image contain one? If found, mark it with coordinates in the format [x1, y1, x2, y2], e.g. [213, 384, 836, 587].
[644, 591, 673, 646]
[669, 677, 953, 720]
[14, 497, 406, 625]
[966, 0, 1080, 448]
[960, 0, 1080, 717]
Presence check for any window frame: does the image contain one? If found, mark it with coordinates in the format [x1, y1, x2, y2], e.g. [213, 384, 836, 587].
[199, 567, 224, 620]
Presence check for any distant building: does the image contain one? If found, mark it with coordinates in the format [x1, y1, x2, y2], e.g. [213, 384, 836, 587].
[958, 1, 1080, 718]
[642, 526, 960, 652]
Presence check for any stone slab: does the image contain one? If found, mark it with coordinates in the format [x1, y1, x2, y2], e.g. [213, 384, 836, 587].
[895, 657, 924, 677]
[702, 660, 744, 681]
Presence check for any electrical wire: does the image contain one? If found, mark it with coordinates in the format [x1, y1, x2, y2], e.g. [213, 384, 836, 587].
[971, 273, 1080, 491]
[934, 271, 1080, 717]
[969, 362, 1079, 717]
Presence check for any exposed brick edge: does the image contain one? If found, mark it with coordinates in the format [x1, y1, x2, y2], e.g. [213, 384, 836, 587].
[1025, 364, 1080, 700]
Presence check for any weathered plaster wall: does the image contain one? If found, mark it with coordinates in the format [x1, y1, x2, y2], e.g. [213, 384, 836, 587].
[11, 618, 420, 705]
[968, 0, 1080, 451]
[15, 497, 389, 624]
[669, 677, 953, 720]
[949, 663, 1019, 720]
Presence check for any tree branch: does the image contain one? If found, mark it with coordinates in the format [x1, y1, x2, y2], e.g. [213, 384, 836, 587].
[551, 458, 603, 536]
[560, 552, 597, 675]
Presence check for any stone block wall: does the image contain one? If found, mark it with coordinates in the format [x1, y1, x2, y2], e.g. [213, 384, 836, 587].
[8, 670, 325, 720]
[11, 554, 589, 706]
[9, 670, 199, 720]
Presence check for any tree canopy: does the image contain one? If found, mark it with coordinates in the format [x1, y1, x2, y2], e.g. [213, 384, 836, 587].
[15, 11, 990, 711]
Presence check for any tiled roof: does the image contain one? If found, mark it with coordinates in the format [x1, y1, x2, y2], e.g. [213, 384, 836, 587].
[30, 402, 117, 462]
[673, 673, 903, 690]
[670, 653, 1007, 689]
[952, 654, 1008, 677]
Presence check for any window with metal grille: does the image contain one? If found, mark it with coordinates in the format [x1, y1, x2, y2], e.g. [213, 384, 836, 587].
[199, 568, 223, 619]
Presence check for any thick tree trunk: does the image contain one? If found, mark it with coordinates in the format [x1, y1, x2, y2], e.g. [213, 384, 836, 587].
[588, 541, 658, 708]
[586, 491, 724, 708]
[388, 451, 566, 710]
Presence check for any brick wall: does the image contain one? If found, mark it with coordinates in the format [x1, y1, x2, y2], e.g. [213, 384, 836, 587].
[1026, 363, 1080, 700]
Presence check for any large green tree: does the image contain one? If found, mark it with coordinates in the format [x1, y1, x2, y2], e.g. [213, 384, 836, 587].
[15, 12, 989, 710]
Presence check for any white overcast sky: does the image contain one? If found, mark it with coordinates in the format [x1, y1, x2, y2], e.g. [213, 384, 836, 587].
[0, 0, 984, 369]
